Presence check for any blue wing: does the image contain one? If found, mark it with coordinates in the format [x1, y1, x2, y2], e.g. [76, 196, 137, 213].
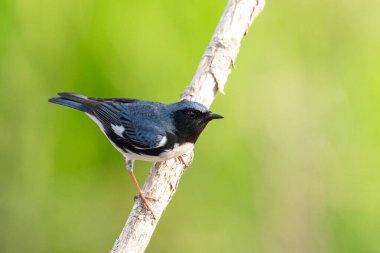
[92, 101, 168, 150]
[119, 116, 167, 149]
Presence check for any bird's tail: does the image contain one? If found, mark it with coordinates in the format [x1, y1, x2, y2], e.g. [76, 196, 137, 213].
[48, 92, 90, 113]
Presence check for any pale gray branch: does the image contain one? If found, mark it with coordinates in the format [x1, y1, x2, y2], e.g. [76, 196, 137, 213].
[110, 1, 265, 252]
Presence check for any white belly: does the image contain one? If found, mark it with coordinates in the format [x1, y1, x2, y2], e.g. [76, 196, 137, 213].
[125, 142, 194, 162]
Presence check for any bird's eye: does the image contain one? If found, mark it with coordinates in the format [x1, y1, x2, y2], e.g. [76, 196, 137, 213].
[187, 110, 198, 119]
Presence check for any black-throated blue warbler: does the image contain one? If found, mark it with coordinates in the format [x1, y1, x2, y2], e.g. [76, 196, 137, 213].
[49, 92, 223, 214]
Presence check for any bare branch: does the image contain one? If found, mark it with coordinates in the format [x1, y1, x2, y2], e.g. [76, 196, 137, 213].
[110, 1, 265, 252]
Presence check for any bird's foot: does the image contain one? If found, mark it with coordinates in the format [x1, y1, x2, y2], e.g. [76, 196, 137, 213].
[134, 192, 157, 202]
[177, 155, 190, 169]
[134, 192, 157, 219]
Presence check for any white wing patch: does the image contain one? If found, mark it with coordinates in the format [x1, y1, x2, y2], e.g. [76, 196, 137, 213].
[132, 135, 167, 150]
[111, 124, 125, 138]
[157, 136, 167, 147]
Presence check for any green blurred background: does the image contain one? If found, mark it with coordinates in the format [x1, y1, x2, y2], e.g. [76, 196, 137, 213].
[1, 0, 380, 252]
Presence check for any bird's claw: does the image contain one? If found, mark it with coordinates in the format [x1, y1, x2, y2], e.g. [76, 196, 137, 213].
[134, 192, 157, 219]
[177, 155, 190, 168]
[134, 193, 157, 201]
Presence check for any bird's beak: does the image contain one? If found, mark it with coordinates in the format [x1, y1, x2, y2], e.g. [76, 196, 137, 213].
[208, 112, 224, 120]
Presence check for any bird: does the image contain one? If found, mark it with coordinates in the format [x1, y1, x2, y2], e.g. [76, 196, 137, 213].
[48, 92, 223, 215]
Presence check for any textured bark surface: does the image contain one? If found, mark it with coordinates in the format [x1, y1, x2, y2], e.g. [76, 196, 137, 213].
[110, 1, 265, 252]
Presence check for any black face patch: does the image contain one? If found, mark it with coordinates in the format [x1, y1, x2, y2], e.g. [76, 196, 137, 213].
[172, 108, 211, 143]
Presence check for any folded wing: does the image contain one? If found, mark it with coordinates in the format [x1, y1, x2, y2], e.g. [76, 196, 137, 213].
[93, 102, 168, 150]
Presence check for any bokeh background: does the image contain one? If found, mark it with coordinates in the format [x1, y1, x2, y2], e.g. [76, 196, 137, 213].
[1, 0, 380, 252]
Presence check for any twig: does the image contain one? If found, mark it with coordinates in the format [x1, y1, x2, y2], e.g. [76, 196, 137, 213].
[110, 1, 265, 252]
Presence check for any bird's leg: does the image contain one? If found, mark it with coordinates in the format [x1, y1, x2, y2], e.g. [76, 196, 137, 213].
[126, 160, 156, 218]
[177, 155, 190, 169]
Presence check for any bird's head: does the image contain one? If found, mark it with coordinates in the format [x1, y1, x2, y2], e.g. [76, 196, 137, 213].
[171, 101, 223, 143]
